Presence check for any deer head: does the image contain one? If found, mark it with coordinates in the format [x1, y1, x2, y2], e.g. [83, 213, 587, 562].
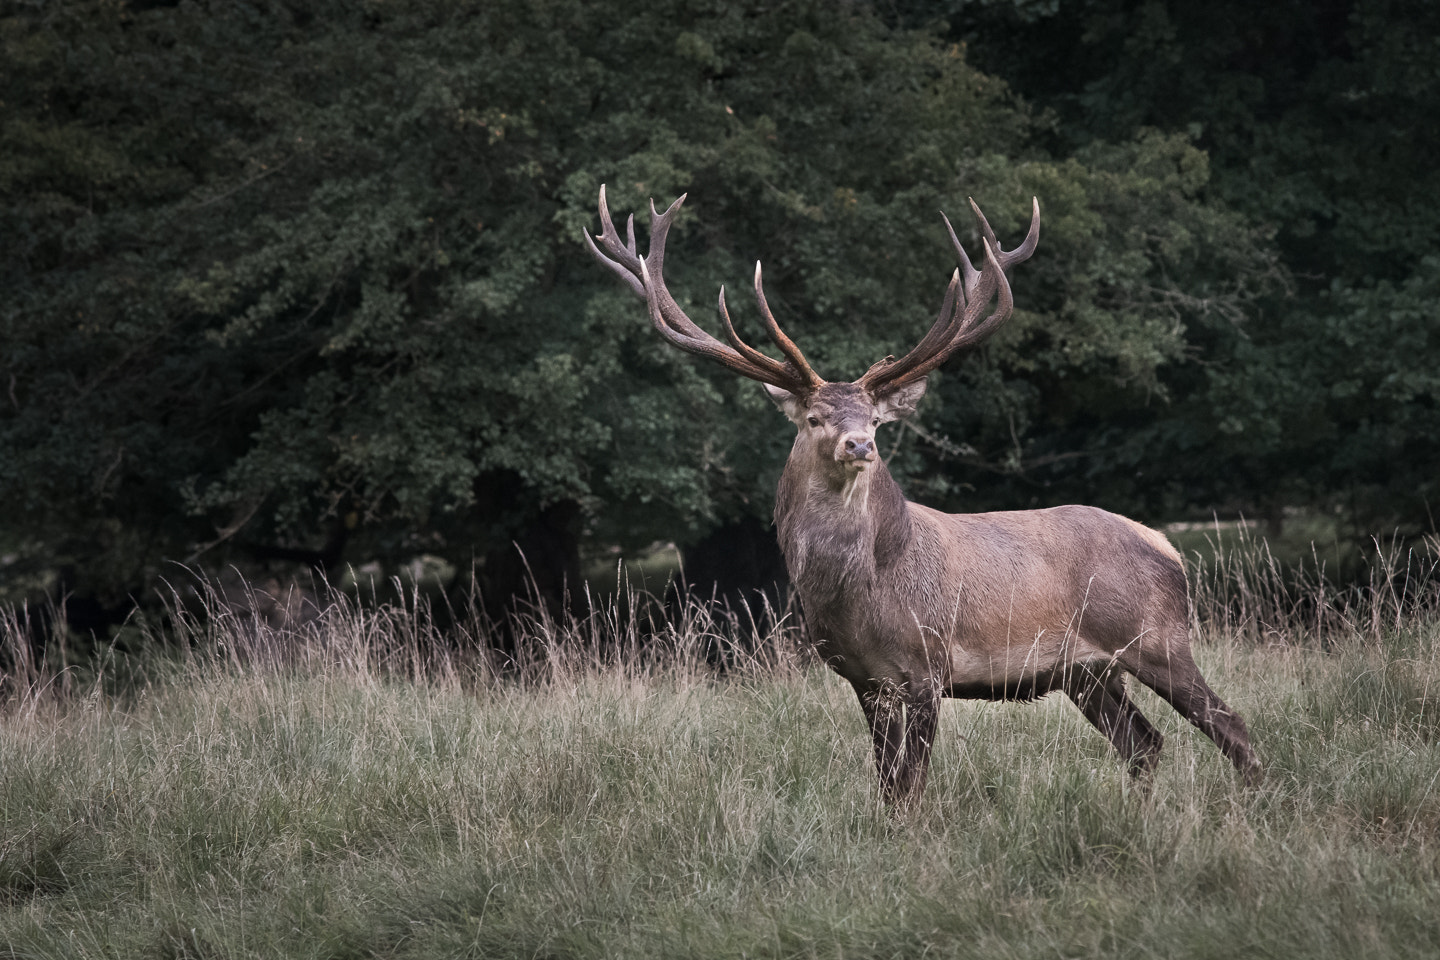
[583, 185, 1040, 482]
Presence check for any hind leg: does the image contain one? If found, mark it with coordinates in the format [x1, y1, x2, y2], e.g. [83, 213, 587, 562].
[1067, 671, 1165, 779]
[1125, 641, 1262, 785]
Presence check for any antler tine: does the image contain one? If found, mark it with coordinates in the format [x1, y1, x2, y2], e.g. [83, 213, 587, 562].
[591, 189, 712, 344]
[859, 264, 990, 392]
[636, 256, 710, 352]
[940, 211, 981, 304]
[951, 237, 1015, 349]
[968, 196, 1040, 272]
[860, 198, 1036, 394]
[718, 285, 795, 373]
[638, 258, 809, 388]
[912, 237, 1012, 382]
[640, 194, 776, 351]
[594, 184, 633, 263]
[753, 262, 824, 390]
[639, 194, 713, 342]
[905, 269, 966, 361]
[860, 239, 1012, 393]
[858, 269, 964, 391]
[584, 184, 645, 296]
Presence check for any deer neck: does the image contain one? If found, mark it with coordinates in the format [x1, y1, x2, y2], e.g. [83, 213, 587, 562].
[773, 452, 912, 600]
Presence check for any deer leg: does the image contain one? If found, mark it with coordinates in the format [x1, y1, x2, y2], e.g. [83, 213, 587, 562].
[853, 680, 907, 803]
[896, 687, 940, 802]
[1067, 673, 1164, 779]
[854, 679, 940, 804]
[1127, 645, 1263, 785]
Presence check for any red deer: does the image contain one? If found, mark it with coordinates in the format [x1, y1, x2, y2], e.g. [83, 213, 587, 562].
[585, 187, 1262, 804]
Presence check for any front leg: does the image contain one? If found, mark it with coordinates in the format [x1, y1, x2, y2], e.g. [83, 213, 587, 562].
[899, 687, 940, 800]
[854, 678, 904, 801]
[852, 678, 941, 805]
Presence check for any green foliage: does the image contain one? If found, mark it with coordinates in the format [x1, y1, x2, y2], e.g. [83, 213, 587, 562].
[928, 0, 1440, 529]
[905, 130, 1282, 514]
[6, 0, 1420, 604]
[2, 0, 1266, 600]
[1194, 259, 1440, 527]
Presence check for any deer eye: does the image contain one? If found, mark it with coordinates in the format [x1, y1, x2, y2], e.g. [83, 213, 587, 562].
[871, 417, 880, 426]
[807, 416, 821, 427]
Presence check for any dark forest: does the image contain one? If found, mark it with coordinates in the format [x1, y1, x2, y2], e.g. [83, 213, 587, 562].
[3, 0, 1437, 623]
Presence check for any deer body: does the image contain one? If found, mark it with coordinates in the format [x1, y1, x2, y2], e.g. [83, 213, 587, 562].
[587, 188, 1261, 803]
[781, 485, 1183, 697]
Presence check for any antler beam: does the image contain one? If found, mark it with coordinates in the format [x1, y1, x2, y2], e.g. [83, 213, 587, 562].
[858, 197, 1039, 394]
[585, 186, 824, 395]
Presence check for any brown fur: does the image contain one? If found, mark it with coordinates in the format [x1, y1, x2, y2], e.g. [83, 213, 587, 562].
[770, 382, 1261, 804]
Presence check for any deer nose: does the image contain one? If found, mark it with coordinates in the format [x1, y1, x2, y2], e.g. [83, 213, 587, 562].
[842, 435, 876, 461]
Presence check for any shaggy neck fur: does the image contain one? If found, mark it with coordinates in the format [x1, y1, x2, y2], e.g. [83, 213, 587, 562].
[773, 446, 912, 606]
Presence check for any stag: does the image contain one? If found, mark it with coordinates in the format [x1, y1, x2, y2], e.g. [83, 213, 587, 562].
[586, 187, 1261, 804]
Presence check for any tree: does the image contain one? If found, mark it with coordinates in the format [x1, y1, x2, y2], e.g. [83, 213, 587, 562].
[0, 0, 1279, 616]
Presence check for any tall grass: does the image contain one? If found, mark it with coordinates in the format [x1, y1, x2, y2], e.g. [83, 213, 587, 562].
[1189, 525, 1440, 644]
[2, 542, 1439, 958]
[0, 568, 804, 711]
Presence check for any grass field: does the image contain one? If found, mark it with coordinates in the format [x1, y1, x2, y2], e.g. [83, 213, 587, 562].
[3, 543, 1440, 959]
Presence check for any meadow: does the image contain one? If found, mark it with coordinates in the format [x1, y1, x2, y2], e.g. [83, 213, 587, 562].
[2, 539, 1439, 959]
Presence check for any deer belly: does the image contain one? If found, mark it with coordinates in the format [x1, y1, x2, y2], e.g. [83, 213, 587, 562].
[942, 630, 1113, 699]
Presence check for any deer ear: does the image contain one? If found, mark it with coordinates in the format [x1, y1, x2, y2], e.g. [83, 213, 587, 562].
[763, 383, 807, 424]
[875, 378, 927, 423]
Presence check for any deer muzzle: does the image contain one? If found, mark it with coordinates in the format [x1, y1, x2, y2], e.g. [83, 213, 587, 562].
[839, 433, 876, 465]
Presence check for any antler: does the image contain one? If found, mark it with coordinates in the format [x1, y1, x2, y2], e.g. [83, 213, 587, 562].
[585, 185, 824, 395]
[858, 197, 1039, 394]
